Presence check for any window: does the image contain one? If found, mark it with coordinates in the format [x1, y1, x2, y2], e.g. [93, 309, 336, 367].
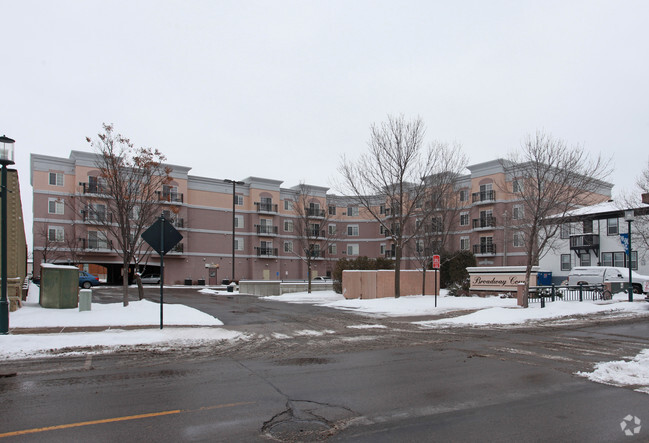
[234, 237, 244, 251]
[602, 251, 638, 270]
[513, 179, 523, 193]
[284, 241, 293, 253]
[284, 220, 293, 232]
[347, 206, 359, 217]
[235, 195, 244, 206]
[49, 172, 64, 186]
[607, 218, 619, 235]
[347, 244, 359, 256]
[460, 212, 469, 226]
[347, 225, 359, 236]
[580, 253, 591, 266]
[560, 224, 572, 239]
[234, 215, 244, 228]
[380, 244, 386, 255]
[513, 231, 525, 247]
[328, 244, 337, 255]
[87, 203, 107, 222]
[48, 198, 64, 215]
[416, 240, 424, 254]
[88, 231, 108, 249]
[430, 217, 443, 233]
[583, 220, 593, 234]
[561, 254, 571, 271]
[48, 226, 64, 242]
[460, 237, 470, 251]
[379, 205, 385, 214]
[512, 205, 524, 220]
[380, 225, 385, 235]
[328, 205, 336, 215]
[459, 189, 469, 202]
[328, 224, 336, 235]
[284, 200, 293, 211]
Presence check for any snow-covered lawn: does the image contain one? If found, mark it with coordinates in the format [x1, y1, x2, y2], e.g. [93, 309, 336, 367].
[0, 285, 239, 360]
[260, 290, 649, 327]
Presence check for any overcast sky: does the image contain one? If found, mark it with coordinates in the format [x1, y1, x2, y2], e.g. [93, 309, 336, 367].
[4, 0, 649, 249]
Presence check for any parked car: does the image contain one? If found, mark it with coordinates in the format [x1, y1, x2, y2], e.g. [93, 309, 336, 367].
[79, 271, 100, 289]
[140, 274, 161, 284]
[313, 276, 331, 281]
[567, 266, 649, 294]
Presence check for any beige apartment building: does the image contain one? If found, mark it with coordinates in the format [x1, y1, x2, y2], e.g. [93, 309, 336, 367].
[31, 152, 613, 285]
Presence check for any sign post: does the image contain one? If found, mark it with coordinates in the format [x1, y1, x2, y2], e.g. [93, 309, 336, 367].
[141, 214, 183, 329]
[432, 255, 440, 307]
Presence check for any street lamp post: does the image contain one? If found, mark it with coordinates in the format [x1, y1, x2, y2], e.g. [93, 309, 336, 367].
[625, 210, 635, 302]
[224, 179, 245, 283]
[0, 135, 15, 335]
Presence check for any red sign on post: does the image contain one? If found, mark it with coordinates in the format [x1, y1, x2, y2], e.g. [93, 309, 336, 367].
[432, 255, 440, 269]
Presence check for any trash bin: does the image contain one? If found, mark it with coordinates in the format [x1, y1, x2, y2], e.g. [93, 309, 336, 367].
[197, 279, 205, 286]
[184, 279, 192, 285]
[227, 286, 234, 292]
[221, 279, 230, 285]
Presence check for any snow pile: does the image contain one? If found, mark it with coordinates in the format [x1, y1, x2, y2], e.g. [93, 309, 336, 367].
[577, 349, 649, 394]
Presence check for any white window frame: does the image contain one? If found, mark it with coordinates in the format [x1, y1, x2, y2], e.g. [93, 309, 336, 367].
[48, 198, 64, 215]
[284, 241, 293, 253]
[49, 172, 64, 186]
[460, 212, 469, 226]
[284, 200, 293, 211]
[48, 225, 64, 242]
[561, 254, 571, 271]
[328, 243, 337, 255]
[328, 224, 336, 235]
[347, 244, 359, 256]
[284, 220, 293, 232]
[513, 231, 525, 247]
[347, 206, 359, 217]
[234, 237, 244, 251]
[380, 244, 386, 255]
[512, 205, 524, 220]
[234, 214, 244, 228]
[347, 225, 359, 236]
[460, 236, 470, 251]
[235, 195, 244, 206]
[513, 179, 523, 193]
[459, 189, 469, 202]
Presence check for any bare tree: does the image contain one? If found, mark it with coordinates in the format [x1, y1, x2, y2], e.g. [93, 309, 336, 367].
[501, 131, 611, 298]
[617, 158, 649, 256]
[338, 115, 467, 298]
[82, 124, 172, 306]
[289, 183, 339, 293]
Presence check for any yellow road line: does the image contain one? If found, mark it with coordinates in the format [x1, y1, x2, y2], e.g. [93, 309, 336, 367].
[0, 401, 254, 438]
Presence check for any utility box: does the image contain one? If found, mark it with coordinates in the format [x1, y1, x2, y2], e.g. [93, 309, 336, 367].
[40, 264, 79, 309]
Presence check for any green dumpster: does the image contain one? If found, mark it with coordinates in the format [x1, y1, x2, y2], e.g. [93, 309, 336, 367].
[40, 264, 79, 309]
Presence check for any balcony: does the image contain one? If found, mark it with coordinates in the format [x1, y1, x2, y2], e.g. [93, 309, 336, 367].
[570, 233, 600, 255]
[472, 217, 496, 230]
[255, 224, 278, 236]
[309, 229, 325, 238]
[82, 211, 112, 223]
[385, 250, 396, 258]
[79, 238, 113, 250]
[168, 243, 184, 254]
[472, 190, 496, 204]
[173, 218, 184, 229]
[79, 182, 106, 194]
[255, 202, 278, 214]
[157, 191, 184, 203]
[255, 247, 278, 257]
[473, 244, 496, 255]
[306, 208, 326, 218]
[306, 249, 325, 259]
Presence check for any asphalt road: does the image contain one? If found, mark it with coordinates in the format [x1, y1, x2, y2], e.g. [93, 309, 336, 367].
[1, 286, 649, 442]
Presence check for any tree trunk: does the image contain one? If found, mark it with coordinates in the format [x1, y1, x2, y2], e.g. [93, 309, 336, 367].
[421, 266, 426, 296]
[122, 262, 130, 307]
[135, 273, 144, 300]
[307, 259, 312, 293]
[394, 246, 401, 298]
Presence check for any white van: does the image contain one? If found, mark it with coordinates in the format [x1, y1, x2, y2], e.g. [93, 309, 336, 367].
[567, 266, 649, 294]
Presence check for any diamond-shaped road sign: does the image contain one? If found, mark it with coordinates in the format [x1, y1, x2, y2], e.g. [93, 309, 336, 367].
[141, 217, 183, 255]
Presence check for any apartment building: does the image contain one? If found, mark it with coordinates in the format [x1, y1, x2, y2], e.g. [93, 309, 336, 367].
[31, 153, 613, 284]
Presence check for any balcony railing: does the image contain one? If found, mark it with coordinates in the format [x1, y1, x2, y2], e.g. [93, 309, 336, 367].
[472, 217, 496, 229]
[255, 225, 278, 235]
[255, 202, 278, 213]
[79, 182, 106, 194]
[173, 218, 184, 228]
[309, 229, 325, 238]
[255, 247, 278, 257]
[473, 244, 497, 255]
[79, 238, 113, 250]
[306, 208, 326, 218]
[82, 211, 112, 223]
[306, 249, 325, 258]
[570, 234, 600, 250]
[385, 250, 396, 258]
[157, 191, 184, 203]
[169, 243, 184, 254]
[472, 190, 496, 203]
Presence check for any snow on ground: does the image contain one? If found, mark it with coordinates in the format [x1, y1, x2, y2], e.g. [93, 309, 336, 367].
[0, 284, 239, 360]
[577, 349, 649, 394]
[262, 290, 649, 326]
